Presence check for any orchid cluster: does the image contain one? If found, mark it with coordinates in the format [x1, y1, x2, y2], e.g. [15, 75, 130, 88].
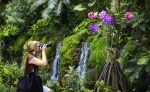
[98, 10, 114, 26]
[88, 10, 114, 34]
[88, 10, 134, 34]
[89, 23, 99, 34]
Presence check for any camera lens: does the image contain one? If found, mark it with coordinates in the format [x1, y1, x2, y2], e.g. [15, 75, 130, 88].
[39, 42, 52, 48]
[46, 42, 52, 47]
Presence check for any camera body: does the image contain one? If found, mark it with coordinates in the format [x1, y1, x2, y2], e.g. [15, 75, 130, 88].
[39, 42, 52, 48]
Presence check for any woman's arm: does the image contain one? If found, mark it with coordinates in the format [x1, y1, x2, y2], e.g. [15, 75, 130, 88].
[29, 45, 48, 66]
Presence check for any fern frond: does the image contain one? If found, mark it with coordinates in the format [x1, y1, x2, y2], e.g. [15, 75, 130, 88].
[42, 0, 58, 19]
[55, 0, 63, 16]
[30, 0, 48, 12]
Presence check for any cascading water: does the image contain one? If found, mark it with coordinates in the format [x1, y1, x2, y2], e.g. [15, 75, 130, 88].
[119, 46, 124, 68]
[77, 42, 90, 78]
[50, 41, 62, 81]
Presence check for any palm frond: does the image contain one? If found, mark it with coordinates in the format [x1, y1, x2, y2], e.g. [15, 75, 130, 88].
[55, 0, 63, 16]
[30, 0, 48, 12]
[30, 0, 71, 19]
[42, 0, 58, 19]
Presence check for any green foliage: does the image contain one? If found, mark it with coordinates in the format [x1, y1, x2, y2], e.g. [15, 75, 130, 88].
[123, 40, 137, 52]
[0, 24, 19, 39]
[73, 19, 91, 34]
[121, 39, 150, 90]
[73, 0, 104, 12]
[45, 80, 62, 92]
[63, 66, 84, 91]
[60, 34, 80, 61]
[45, 66, 92, 92]
[124, 60, 142, 82]
[28, 15, 60, 36]
[39, 66, 51, 84]
[95, 80, 121, 92]
[0, 82, 16, 92]
[2, 0, 35, 38]
[130, 12, 146, 31]
[0, 62, 23, 88]
[13, 35, 27, 54]
[5, 0, 26, 25]
[121, 40, 137, 69]
[29, 35, 42, 41]
[137, 52, 150, 65]
[74, 4, 86, 11]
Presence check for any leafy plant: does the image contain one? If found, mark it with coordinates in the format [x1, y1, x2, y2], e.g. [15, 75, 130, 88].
[1, 62, 23, 87]
[89, 36, 107, 73]
[28, 14, 60, 36]
[0, 82, 16, 92]
[95, 80, 121, 92]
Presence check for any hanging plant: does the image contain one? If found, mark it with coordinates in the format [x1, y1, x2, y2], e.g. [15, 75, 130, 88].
[87, 10, 133, 92]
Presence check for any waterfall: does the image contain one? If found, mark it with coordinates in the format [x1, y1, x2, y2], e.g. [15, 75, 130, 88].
[50, 41, 62, 81]
[77, 42, 90, 78]
[119, 46, 124, 69]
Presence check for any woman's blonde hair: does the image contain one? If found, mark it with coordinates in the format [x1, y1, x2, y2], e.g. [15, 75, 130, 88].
[24, 41, 38, 52]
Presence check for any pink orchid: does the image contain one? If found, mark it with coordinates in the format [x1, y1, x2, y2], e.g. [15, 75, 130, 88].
[88, 12, 98, 20]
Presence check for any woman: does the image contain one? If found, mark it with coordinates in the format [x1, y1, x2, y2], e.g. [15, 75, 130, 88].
[23, 41, 52, 92]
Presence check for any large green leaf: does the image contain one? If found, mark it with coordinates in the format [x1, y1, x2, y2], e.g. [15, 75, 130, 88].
[137, 56, 149, 65]
[139, 24, 146, 31]
[88, 0, 96, 7]
[125, 61, 142, 82]
[2, 30, 9, 36]
[74, 4, 86, 11]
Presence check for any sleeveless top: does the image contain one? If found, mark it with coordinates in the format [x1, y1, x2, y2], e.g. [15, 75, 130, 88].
[24, 54, 36, 73]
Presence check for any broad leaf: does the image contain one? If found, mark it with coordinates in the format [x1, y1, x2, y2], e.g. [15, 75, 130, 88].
[132, 22, 138, 28]
[137, 56, 149, 65]
[2, 30, 9, 36]
[88, 0, 96, 7]
[139, 24, 146, 31]
[74, 4, 86, 11]
[125, 65, 141, 82]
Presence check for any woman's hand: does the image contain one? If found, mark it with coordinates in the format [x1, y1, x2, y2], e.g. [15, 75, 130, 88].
[41, 44, 47, 52]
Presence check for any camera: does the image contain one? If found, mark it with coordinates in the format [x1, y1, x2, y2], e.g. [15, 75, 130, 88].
[39, 42, 52, 48]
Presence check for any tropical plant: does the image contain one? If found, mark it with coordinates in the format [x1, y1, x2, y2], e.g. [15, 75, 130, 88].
[95, 80, 121, 92]
[88, 10, 133, 92]
[0, 62, 23, 91]
[47, 66, 92, 92]
[2, 0, 36, 38]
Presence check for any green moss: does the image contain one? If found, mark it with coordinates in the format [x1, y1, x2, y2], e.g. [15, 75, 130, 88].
[60, 34, 80, 62]
[88, 36, 107, 73]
